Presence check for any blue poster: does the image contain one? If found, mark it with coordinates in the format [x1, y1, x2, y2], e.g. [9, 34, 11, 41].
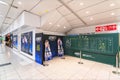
[35, 33, 43, 64]
[13, 35, 18, 49]
[21, 31, 33, 55]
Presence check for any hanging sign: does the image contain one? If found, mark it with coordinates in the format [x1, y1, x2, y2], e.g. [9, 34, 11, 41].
[95, 24, 117, 32]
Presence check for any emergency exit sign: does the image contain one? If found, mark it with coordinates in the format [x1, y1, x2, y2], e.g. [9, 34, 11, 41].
[95, 24, 117, 32]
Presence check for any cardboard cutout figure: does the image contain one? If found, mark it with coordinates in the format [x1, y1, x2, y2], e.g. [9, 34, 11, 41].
[45, 40, 52, 61]
[57, 38, 64, 56]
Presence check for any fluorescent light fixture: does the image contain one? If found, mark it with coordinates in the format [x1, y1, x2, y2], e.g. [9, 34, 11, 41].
[110, 3, 115, 6]
[0, 1, 8, 6]
[80, 2, 84, 6]
[18, 1, 22, 5]
[111, 13, 115, 15]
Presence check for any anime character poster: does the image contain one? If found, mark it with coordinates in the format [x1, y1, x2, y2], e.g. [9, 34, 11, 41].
[21, 31, 33, 55]
[13, 35, 18, 49]
[44, 40, 52, 61]
[28, 32, 33, 55]
[57, 38, 64, 56]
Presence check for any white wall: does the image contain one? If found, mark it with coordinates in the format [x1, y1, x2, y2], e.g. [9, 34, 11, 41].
[24, 11, 41, 28]
[35, 28, 65, 36]
[67, 23, 120, 35]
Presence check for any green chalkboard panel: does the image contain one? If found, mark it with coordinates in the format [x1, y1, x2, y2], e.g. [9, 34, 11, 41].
[65, 33, 119, 56]
[64, 33, 119, 65]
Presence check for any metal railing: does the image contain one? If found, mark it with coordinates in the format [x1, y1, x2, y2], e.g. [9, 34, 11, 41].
[112, 53, 120, 75]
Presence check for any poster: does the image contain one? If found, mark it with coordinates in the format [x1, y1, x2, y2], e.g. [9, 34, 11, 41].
[35, 33, 43, 64]
[21, 31, 33, 55]
[13, 35, 18, 49]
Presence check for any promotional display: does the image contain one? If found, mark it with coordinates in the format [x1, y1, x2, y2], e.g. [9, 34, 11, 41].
[35, 33, 43, 64]
[44, 39, 52, 61]
[57, 38, 64, 56]
[43, 35, 64, 61]
[13, 35, 18, 49]
[64, 33, 119, 66]
[5, 33, 13, 48]
[21, 31, 33, 55]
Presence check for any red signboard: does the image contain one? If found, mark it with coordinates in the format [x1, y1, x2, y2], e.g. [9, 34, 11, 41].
[95, 24, 117, 32]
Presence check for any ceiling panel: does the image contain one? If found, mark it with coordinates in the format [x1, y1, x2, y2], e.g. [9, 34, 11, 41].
[61, 0, 73, 3]
[0, 0, 13, 5]
[0, 3, 10, 29]
[4, 18, 13, 24]
[7, 7, 22, 19]
[85, 16, 120, 26]
[83, 9, 120, 22]
[41, 10, 62, 30]
[1, 24, 9, 30]
[67, 0, 106, 11]
[64, 13, 78, 21]
[31, 0, 62, 16]
[57, 6, 71, 15]
[13, 0, 40, 11]
[68, 19, 84, 25]
[77, 0, 120, 17]
[51, 17, 71, 31]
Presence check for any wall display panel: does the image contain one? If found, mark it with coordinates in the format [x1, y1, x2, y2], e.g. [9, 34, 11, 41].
[35, 33, 43, 64]
[13, 35, 18, 49]
[64, 33, 119, 66]
[43, 35, 64, 61]
[21, 31, 33, 55]
[5, 33, 13, 48]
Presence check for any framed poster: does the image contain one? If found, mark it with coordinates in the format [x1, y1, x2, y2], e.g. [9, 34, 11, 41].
[21, 31, 33, 55]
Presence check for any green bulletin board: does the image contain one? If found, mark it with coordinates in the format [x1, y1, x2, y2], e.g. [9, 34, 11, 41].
[64, 33, 119, 66]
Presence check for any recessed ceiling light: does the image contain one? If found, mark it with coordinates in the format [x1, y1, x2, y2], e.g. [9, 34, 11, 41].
[111, 13, 115, 15]
[90, 17, 93, 20]
[80, 2, 84, 6]
[0, 1, 8, 6]
[64, 26, 66, 28]
[110, 3, 115, 6]
[18, 1, 22, 5]
[49, 22, 52, 24]
[86, 11, 89, 14]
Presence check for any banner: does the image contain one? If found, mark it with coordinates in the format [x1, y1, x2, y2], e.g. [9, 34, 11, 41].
[35, 33, 43, 64]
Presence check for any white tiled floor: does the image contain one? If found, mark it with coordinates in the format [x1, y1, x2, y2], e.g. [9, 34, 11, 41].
[0, 45, 120, 80]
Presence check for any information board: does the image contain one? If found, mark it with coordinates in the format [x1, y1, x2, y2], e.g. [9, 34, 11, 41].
[65, 33, 119, 55]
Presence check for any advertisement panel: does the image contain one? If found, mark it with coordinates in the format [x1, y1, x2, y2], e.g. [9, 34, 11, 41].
[13, 35, 18, 49]
[21, 31, 33, 55]
[35, 33, 43, 64]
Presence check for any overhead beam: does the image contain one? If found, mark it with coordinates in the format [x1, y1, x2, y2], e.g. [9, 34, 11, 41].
[58, 0, 87, 25]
